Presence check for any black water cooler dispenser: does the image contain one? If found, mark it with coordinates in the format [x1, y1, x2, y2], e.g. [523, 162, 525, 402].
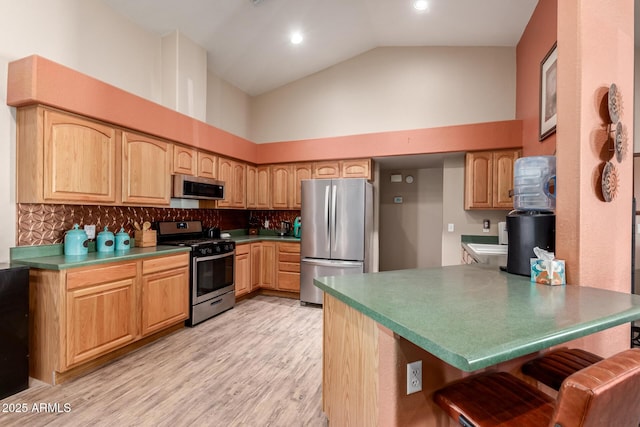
[506, 211, 556, 276]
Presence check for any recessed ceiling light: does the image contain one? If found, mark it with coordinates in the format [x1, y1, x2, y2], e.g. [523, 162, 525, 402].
[413, 0, 428, 11]
[290, 31, 303, 45]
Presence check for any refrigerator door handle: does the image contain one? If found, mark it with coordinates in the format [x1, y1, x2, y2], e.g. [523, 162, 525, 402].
[324, 185, 331, 252]
[301, 258, 363, 268]
[331, 184, 337, 251]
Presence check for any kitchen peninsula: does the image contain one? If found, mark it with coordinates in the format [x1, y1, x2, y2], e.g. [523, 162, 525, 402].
[315, 264, 640, 426]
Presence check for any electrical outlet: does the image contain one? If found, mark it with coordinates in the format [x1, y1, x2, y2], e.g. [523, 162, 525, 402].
[84, 224, 96, 239]
[406, 360, 422, 394]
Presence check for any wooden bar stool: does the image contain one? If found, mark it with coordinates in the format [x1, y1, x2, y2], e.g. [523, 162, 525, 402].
[520, 348, 603, 390]
[434, 348, 640, 427]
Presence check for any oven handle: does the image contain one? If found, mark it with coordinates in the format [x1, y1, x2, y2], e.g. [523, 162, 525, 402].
[210, 298, 223, 306]
[194, 251, 235, 263]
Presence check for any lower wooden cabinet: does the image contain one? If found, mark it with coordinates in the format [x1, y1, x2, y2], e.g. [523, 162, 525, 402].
[235, 241, 300, 294]
[141, 254, 190, 336]
[235, 244, 251, 297]
[28, 251, 190, 384]
[277, 242, 301, 292]
[65, 262, 137, 368]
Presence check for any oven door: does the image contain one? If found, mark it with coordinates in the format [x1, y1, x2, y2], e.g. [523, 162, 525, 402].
[193, 251, 235, 304]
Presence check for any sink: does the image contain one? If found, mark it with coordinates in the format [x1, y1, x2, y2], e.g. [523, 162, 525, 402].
[465, 243, 508, 255]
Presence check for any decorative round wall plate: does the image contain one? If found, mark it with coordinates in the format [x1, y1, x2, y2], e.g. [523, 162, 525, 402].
[608, 83, 620, 123]
[601, 161, 619, 202]
[615, 121, 625, 163]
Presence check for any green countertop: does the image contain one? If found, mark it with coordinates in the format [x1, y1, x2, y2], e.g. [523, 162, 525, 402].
[231, 235, 300, 244]
[314, 264, 640, 372]
[10, 245, 191, 270]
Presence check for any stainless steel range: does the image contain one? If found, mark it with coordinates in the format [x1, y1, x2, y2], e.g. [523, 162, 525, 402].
[156, 221, 235, 326]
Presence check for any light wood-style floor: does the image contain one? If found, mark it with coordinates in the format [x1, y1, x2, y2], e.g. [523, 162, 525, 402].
[0, 296, 327, 427]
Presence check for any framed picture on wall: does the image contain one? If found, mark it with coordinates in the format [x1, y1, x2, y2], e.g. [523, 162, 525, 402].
[539, 42, 558, 141]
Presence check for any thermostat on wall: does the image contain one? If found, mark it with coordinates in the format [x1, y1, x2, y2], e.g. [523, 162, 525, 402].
[394, 196, 403, 204]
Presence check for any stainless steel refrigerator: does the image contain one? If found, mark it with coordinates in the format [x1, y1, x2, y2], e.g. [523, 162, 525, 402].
[300, 178, 373, 305]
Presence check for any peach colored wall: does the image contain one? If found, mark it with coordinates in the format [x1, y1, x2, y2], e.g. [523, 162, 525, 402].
[7, 55, 523, 166]
[556, 0, 634, 356]
[516, 0, 558, 157]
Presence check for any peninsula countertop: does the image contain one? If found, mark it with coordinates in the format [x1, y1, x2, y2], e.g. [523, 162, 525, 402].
[313, 264, 640, 372]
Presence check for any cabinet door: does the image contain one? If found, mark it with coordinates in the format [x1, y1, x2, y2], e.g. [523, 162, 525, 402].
[256, 166, 271, 209]
[173, 145, 196, 176]
[232, 161, 247, 208]
[217, 157, 234, 208]
[493, 150, 520, 208]
[260, 242, 276, 289]
[122, 131, 172, 205]
[271, 165, 291, 209]
[250, 243, 261, 291]
[277, 242, 301, 292]
[313, 161, 341, 179]
[43, 109, 118, 204]
[235, 244, 250, 297]
[197, 151, 217, 179]
[65, 262, 137, 368]
[246, 165, 258, 209]
[291, 163, 312, 209]
[341, 159, 371, 179]
[141, 263, 189, 337]
[464, 152, 493, 209]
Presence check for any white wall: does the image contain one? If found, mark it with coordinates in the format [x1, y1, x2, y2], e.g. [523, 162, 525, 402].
[206, 70, 251, 140]
[250, 46, 517, 143]
[0, 0, 163, 262]
[441, 154, 511, 266]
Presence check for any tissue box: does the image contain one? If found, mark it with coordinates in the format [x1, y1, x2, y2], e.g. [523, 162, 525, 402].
[134, 230, 156, 247]
[530, 258, 566, 285]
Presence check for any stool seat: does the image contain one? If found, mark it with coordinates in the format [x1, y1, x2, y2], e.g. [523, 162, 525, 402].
[521, 348, 603, 390]
[434, 348, 640, 427]
[434, 372, 555, 427]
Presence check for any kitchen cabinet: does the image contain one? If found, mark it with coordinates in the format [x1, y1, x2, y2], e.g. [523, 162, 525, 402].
[271, 164, 291, 209]
[235, 244, 251, 297]
[140, 254, 190, 336]
[312, 159, 372, 180]
[276, 242, 301, 292]
[247, 165, 270, 209]
[17, 106, 118, 205]
[464, 149, 520, 210]
[122, 130, 173, 206]
[197, 151, 217, 179]
[217, 157, 246, 208]
[28, 252, 190, 385]
[173, 145, 196, 176]
[259, 242, 277, 289]
[291, 163, 312, 209]
[65, 262, 137, 368]
[251, 243, 262, 292]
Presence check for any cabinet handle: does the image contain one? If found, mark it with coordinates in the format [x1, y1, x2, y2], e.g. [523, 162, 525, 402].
[508, 189, 514, 198]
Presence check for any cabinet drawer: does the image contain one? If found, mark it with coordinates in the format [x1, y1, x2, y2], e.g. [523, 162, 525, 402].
[278, 272, 300, 292]
[278, 242, 300, 253]
[279, 261, 300, 273]
[67, 262, 137, 290]
[279, 252, 300, 263]
[236, 244, 250, 255]
[142, 253, 190, 275]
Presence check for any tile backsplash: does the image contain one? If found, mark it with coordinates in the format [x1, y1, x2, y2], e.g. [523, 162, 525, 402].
[17, 204, 249, 246]
[17, 204, 303, 246]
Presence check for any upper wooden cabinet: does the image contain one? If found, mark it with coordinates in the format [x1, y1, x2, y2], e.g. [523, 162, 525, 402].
[173, 145, 196, 176]
[271, 164, 291, 209]
[312, 159, 372, 180]
[291, 163, 312, 209]
[217, 157, 246, 208]
[197, 151, 217, 179]
[122, 131, 172, 206]
[464, 149, 520, 210]
[17, 106, 118, 205]
[247, 165, 270, 209]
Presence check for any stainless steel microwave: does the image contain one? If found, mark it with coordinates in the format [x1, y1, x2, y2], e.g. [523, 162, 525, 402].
[172, 174, 225, 200]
